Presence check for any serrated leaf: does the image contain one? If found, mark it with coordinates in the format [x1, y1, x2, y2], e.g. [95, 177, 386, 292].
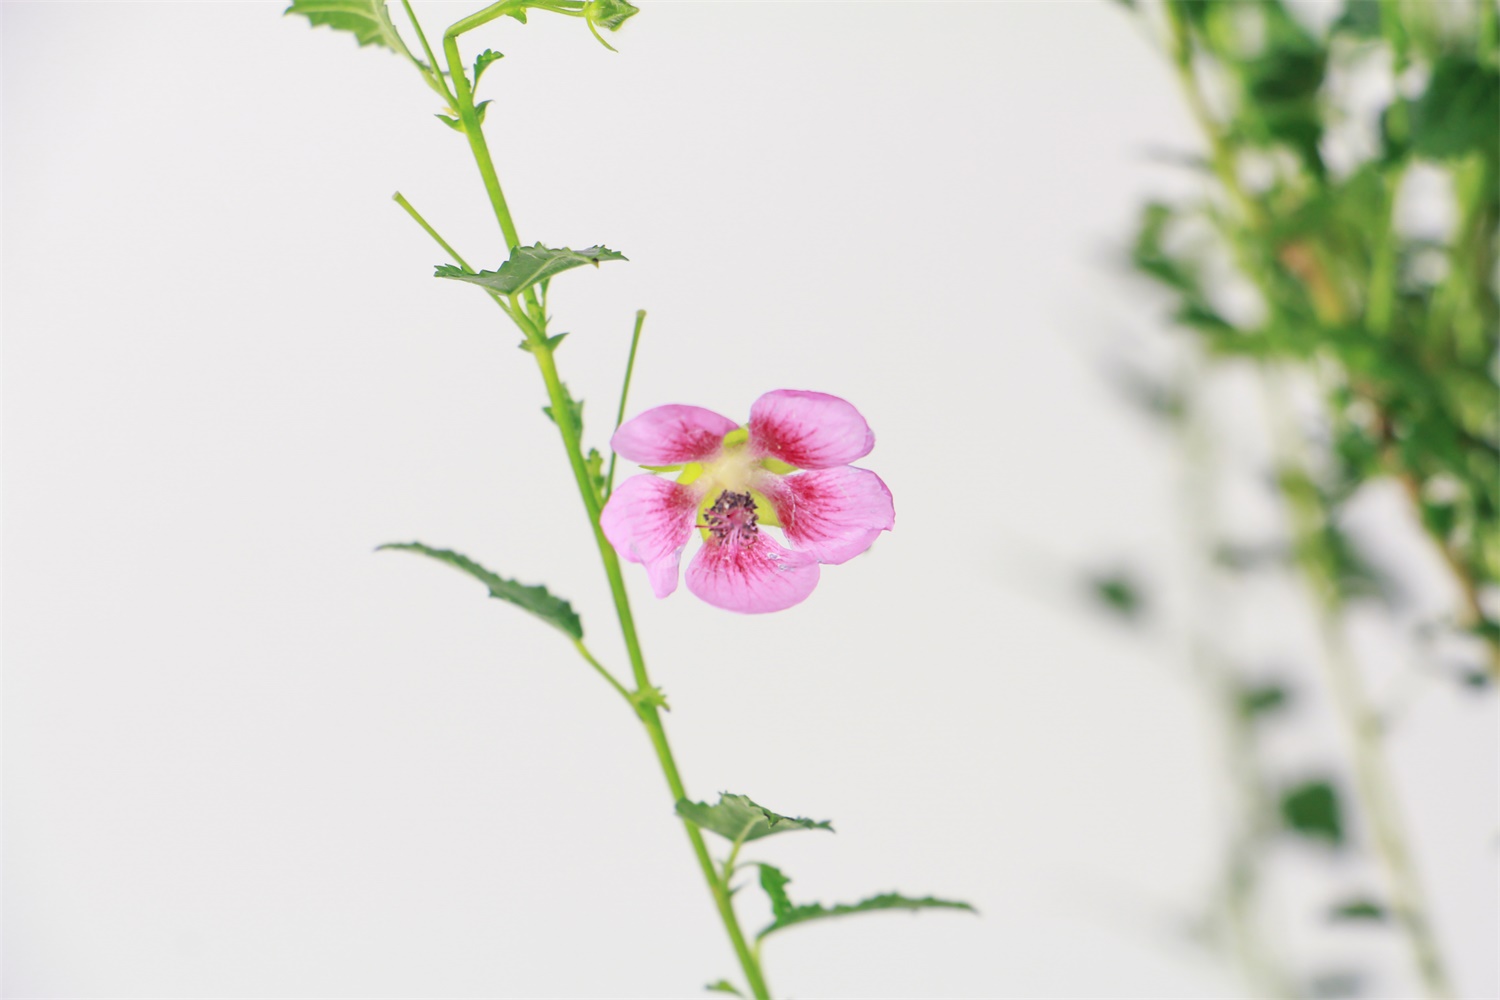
[285, 0, 407, 53]
[435, 243, 626, 298]
[675, 793, 833, 844]
[473, 48, 503, 86]
[377, 542, 583, 640]
[586, 0, 640, 31]
[704, 980, 743, 997]
[754, 864, 975, 941]
[1280, 780, 1344, 847]
[1328, 898, 1385, 922]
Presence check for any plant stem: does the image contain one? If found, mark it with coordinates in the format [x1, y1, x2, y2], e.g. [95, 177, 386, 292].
[393, 192, 472, 271]
[605, 309, 647, 497]
[572, 638, 633, 704]
[1160, 9, 1453, 994]
[1263, 374, 1452, 1000]
[435, 10, 772, 994]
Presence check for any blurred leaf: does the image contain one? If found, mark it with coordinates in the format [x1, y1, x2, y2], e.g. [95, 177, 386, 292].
[1088, 572, 1145, 620]
[435, 243, 626, 298]
[1309, 970, 1364, 998]
[704, 981, 743, 997]
[754, 863, 976, 941]
[586, 447, 607, 499]
[1332, 0, 1381, 39]
[472, 48, 503, 87]
[1281, 780, 1345, 847]
[1328, 898, 1386, 922]
[542, 384, 584, 432]
[1239, 682, 1292, 720]
[377, 542, 583, 640]
[285, 0, 407, 53]
[1406, 58, 1500, 160]
[585, 0, 640, 31]
[676, 794, 833, 844]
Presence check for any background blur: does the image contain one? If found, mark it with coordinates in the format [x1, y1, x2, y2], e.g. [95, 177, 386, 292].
[4, 2, 1495, 997]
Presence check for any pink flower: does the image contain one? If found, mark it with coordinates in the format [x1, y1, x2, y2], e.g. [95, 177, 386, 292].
[600, 390, 894, 613]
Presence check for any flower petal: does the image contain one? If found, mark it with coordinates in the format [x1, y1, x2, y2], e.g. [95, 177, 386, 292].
[747, 390, 875, 469]
[600, 474, 702, 597]
[685, 533, 820, 613]
[611, 404, 740, 465]
[763, 466, 894, 564]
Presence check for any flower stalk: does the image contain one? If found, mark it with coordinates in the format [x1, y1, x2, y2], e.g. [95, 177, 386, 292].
[430, 9, 772, 996]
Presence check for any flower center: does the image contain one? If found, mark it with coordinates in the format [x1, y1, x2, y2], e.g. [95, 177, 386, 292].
[701, 490, 759, 545]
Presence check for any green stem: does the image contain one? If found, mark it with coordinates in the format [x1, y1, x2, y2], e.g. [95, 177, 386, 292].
[393, 191, 472, 271]
[530, 341, 771, 1000]
[1262, 373, 1452, 1000]
[401, 0, 458, 109]
[605, 309, 647, 497]
[437, 10, 770, 992]
[572, 638, 633, 704]
[442, 16, 523, 254]
[1161, 12, 1453, 995]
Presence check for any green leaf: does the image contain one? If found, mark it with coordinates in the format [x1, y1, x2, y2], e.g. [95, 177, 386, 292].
[377, 542, 583, 640]
[585, 0, 640, 31]
[285, 0, 407, 54]
[1280, 780, 1345, 847]
[675, 793, 833, 844]
[473, 48, 503, 87]
[754, 864, 976, 941]
[435, 243, 626, 298]
[1328, 898, 1385, 922]
[1239, 682, 1292, 720]
[1088, 572, 1144, 620]
[542, 384, 584, 433]
[585, 447, 607, 499]
[1332, 0, 1381, 39]
[704, 980, 743, 997]
[1406, 57, 1500, 160]
[435, 100, 492, 132]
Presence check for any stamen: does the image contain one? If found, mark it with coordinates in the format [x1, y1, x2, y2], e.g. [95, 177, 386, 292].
[699, 490, 760, 544]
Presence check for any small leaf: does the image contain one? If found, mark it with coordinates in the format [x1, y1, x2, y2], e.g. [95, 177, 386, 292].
[472, 48, 503, 86]
[675, 793, 833, 844]
[435, 243, 626, 298]
[754, 864, 975, 941]
[1280, 780, 1345, 847]
[377, 542, 583, 640]
[542, 385, 584, 433]
[585, 447, 607, 499]
[1088, 572, 1144, 620]
[1239, 682, 1292, 720]
[436, 101, 491, 132]
[704, 981, 743, 997]
[285, 0, 407, 53]
[585, 0, 640, 32]
[631, 685, 670, 712]
[1328, 898, 1385, 923]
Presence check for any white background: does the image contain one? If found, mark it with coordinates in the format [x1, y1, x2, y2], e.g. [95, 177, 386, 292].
[4, 2, 1495, 997]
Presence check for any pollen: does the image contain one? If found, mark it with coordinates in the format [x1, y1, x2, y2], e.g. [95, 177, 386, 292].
[701, 490, 760, 544]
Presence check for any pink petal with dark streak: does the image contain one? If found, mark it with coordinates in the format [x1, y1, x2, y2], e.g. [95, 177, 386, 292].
[747, 390, 875, 469]
[600, 474, 702, 597]
[685, 532, 820, 613]
[764, 466, 894, 564]
[611, 404, 739, 465]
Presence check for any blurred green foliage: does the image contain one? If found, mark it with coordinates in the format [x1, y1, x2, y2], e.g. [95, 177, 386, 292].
[1133, 0, 1499, 668]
